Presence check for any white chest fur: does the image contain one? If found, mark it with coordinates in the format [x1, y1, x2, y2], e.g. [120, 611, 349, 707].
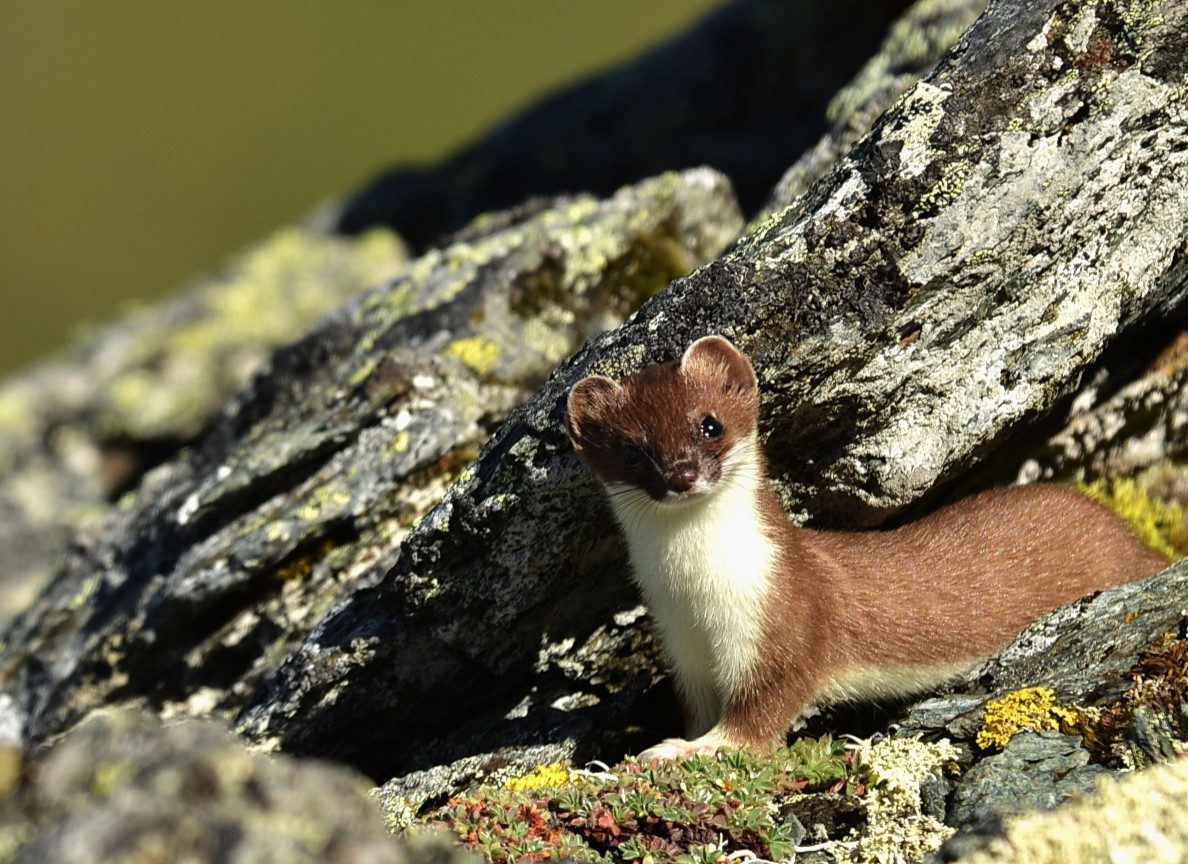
[606, 447, 774, 733]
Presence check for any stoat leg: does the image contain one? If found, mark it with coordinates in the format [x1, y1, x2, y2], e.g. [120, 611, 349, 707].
[637, 727, 735, 762]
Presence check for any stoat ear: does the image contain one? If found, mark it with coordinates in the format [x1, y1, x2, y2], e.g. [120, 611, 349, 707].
[566, 375, 622, 449]
[681, 335, 757, 392]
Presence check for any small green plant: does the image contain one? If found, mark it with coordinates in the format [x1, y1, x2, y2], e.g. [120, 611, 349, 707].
[432, 737, 857, 863]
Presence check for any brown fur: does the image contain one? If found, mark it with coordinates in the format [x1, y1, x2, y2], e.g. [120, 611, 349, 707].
[568, 336, 1170, 749]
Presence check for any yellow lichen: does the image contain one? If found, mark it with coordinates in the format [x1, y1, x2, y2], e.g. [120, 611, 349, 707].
[1076, 477, 1182, 560]
[444, 336, 501, 377]
[388, 430, 411, 454]
[296, 485, 351, 522]
[503, 762, 571, 793]
[976, 687, 1080, 751]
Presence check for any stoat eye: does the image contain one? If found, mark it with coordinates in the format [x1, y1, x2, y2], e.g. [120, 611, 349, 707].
[700, 415, 724, 439]
[623, 444, 647, 468]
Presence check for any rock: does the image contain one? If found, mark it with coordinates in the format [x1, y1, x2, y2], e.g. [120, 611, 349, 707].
[1017, 358, 1188, 483]
[947, 732, 1106, 831]
[0, 227, 408, 627]
[1, 0, 1186, 853]
[238, 0, 1188, 785]
[0, 708, 473, 864]
[0, 170, 740, 762]
[939, 755, 1188, 863]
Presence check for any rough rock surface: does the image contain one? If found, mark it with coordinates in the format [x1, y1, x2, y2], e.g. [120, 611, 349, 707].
[0, 708, 471, 864]
[898, 560, 1188, 850]
[0, 228, 407, 625]
[947, 732, 1106, 829]
[941, 755, 1188, 864]
[0, 170, 740, 758]
[762, 0, 989, 215]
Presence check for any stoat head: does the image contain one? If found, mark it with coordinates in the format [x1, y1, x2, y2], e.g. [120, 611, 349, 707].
[566, 335, 760, 506]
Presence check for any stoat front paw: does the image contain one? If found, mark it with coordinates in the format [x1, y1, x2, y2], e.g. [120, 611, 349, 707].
[637, 735, 724, 762]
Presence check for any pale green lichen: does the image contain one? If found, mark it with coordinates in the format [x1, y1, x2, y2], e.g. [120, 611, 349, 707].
[852, 736, 961, 864]
[976, 687, 1081, 751]
[589, 344, 647, 380]
[388, 430, 411, 454]
[916, 159, 972, 216]
[826, 0, 984, 123]
[94, 226, 406, 441]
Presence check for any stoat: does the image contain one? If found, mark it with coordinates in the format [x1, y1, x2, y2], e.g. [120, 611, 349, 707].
[566, 336, 1168, 760]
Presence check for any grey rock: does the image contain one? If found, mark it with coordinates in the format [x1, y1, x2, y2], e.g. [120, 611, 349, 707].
[0, 170, 738, 768]
[239, 0, 1188, 784]
[1018, 361, 1188, 483]
[1, 0, 1187, 849]
[0, 708, 474, 864]
[948, 731, 1107, 831]
[0, 228, 409, 628]
[900, 561, 1188, 745]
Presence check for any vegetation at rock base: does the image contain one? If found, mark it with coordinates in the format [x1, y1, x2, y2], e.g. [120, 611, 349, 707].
[1081, 630, 1188, 767]
[433, 737, 852, 863]
[429, 736, 960, 864]
[976, 632, 1188, 766]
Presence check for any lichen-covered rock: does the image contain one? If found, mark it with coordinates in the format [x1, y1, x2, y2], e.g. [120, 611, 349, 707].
[0, 708, 472, 864]
[948, 731, 1106, 830]
[896, 560, 1188, 847]
[941, 754, 1188, 864]
[235, 0, 1188, 784]
[0, 170, 741, 763]
[850, 737, 960, 864]
[0, 227, 408, 626]
[1017, 351, 1188, 485]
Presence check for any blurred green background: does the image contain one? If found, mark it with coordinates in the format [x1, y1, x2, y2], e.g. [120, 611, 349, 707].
[0, 1, 721, 376]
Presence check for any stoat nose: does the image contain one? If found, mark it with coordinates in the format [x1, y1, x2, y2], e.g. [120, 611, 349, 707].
[666, 465, 699, 494]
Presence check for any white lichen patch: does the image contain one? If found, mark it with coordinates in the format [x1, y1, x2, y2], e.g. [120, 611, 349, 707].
[885, 81, 952, 180]
[852, 736, 960, 864]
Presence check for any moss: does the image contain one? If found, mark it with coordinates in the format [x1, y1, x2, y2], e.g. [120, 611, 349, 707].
[976, 687, 1080, 751]
[445, 336, 501, 377]
[1076, 476, 1182, 560]
[272, 540, 337, 583]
